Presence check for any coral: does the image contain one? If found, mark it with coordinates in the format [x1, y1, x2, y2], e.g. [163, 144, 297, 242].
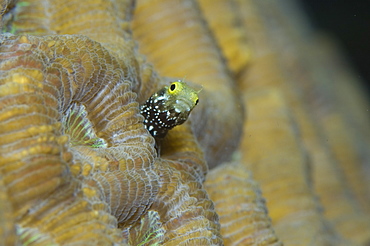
[1, 0, 223, 245]
[197, 0, 251, 75]
[1, 0, 369, 246]
[132, 0, 244, 169]
[235, 1, 370, 245]
[240, 88, 338, 245]
[204, 162, 282, 246]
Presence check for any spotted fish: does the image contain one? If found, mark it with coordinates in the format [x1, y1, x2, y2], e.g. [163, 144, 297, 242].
[140, 81, 200, 138]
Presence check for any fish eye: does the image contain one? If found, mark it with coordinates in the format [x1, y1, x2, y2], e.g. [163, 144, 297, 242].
[195, 99, 199, 105]
[170, 83, 176, 91]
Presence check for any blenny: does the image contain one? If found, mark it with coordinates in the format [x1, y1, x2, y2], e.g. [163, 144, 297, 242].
[140, 81, 200, 138]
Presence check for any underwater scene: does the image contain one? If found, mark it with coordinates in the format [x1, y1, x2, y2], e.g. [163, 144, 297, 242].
[0, 0, 369, 245]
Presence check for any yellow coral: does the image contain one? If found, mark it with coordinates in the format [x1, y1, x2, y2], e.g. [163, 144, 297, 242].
[1, 0, 369, 246]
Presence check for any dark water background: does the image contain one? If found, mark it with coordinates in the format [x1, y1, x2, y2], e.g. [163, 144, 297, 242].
[300, 0, 370, 96]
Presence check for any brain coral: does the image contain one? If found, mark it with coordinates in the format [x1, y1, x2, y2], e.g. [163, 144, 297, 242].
[1, 0, 370, 246]
[0, 0, 236, 245]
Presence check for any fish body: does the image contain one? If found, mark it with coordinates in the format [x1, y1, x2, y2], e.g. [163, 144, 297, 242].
[140, 81, 199, 138]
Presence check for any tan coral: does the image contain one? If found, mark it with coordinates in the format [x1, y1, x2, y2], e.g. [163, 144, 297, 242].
[0, 34, 155, 245]
[204, 162, 282, 246]
[0, 175, 16, 246]
[197, 0, 252, 75]
[238, 1, 370, 244]
[0, 31, 222, 244]
[1, 0, 226, 244]
[240, 88, 343, 245]
[152, 124, 222, 245]
[234, 0, 370, 245]
[298, 37, 370, 244]
[132, 0, 244, 169]
[1, 0, 370, 245]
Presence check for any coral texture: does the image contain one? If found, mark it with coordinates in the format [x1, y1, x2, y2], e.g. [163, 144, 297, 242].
[1, 0, 369, 246]
[204, 162, 282, 246]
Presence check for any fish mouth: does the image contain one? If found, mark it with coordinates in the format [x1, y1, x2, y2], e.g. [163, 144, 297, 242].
[173, 98, 194, 112]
